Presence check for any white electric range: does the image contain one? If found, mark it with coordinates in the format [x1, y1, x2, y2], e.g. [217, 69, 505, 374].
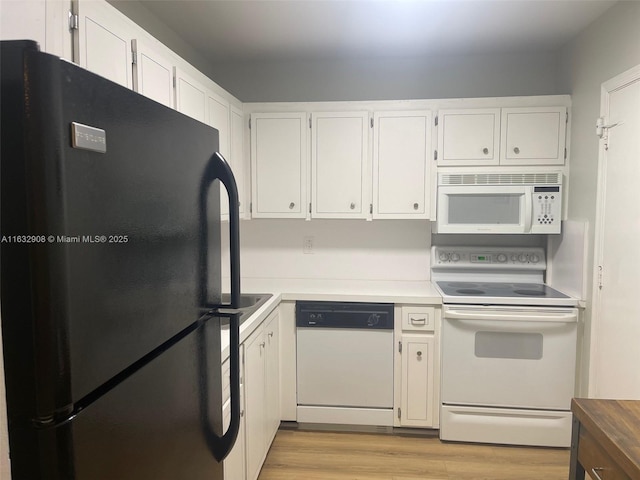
[432, 246, 579, 448]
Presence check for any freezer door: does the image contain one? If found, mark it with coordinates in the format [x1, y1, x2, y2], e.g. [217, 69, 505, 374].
[12, 49, 222, 406]
[38, 317, 224, 479]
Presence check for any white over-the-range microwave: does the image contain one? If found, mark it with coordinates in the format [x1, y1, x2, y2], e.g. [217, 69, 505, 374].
[436, 171, 563, 234]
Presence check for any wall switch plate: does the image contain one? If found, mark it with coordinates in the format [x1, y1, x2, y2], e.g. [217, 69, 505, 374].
[303, 236, 314, 254]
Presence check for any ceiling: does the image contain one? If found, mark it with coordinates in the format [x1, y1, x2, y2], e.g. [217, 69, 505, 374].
[135, 0, 618, 63]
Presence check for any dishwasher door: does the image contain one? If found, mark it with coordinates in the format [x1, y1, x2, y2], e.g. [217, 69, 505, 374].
[295, 301, 394, 426]
[297, 327, 394, 408]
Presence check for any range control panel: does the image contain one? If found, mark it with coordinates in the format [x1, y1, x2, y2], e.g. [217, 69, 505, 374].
[432, 246, 547, 269]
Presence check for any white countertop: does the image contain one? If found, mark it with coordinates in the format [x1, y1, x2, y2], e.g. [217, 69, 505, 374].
[220, 281, 443, 360]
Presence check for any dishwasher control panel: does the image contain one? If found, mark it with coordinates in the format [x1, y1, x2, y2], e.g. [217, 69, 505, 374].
[296, 301, 394, 329]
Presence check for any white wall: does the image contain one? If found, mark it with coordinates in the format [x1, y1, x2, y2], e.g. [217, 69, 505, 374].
[557, 0, 640, 394]
[223, 219, 432, 295]
[208, 52, 562, 102]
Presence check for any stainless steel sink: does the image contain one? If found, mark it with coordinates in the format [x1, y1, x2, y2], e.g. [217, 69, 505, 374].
[206, 293, 272, 326]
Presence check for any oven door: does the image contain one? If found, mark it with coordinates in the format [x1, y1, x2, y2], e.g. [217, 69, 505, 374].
[441, 305, 578, 410]
[436, 185, 532, 234]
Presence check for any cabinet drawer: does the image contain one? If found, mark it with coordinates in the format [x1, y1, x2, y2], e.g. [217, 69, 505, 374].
[578, 429, 631, 480]
[401, 306, 435, 331]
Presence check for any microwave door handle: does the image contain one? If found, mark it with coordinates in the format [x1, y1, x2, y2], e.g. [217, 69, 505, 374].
[524, 191, 533, 233]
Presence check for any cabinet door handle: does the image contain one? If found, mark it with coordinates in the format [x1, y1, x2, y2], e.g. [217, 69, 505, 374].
[289, 202, 295, 209]
[411, 317, 427, 324]
[513, 147, 520, 154]
[268, 332, 274, 338]
[413, 203, 419, 210]
[259, 341, 265, 348]
[590, 468, 604, 480]
[350, 202, 356, 210]
[416, 351, 422, 358]
[482, 147, 489, 154]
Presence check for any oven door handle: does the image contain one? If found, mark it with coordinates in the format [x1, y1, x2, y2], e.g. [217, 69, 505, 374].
[445, 310, 577, 323]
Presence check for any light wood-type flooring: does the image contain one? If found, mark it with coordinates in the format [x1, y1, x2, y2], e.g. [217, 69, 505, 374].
[258, 429, 570, 480]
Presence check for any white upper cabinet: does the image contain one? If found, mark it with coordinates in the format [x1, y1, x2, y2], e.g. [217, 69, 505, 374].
[437, 108, 501, 166]
[208, 92, 232, 215]
[230, 106, 247, 217]
[174, 67, 207, 123]
[311, 112, 369, 219]
[131, 39, 174, 108]
[76, 0, 134, 88]
[437, 106, 567, 167]
[373, 111, 432, 219]
[250, 113, 309, 218]
[500, 107, 567, 165]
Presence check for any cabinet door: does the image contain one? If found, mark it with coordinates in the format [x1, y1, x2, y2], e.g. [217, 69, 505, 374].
[131, 39, 174, 108]
[500, 107, 567, 165]
[76, 0, 134, 88]
[244, 329, 266, 480]
[264, 311, 280, 446]
[174, 67, 207, 124]
[400, 334, 435, 427]
[208, 92, 232, 216]
[251, 113, 308, 218]
[312, 112, 369, 218]
[230, 106, 246, 217]
[373, 111, 431, 219]
[223, 352, 245, 480]
[437, 108, 500, 166]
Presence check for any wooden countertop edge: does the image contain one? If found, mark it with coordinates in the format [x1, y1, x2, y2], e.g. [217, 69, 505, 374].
[571, 398, 640, 478]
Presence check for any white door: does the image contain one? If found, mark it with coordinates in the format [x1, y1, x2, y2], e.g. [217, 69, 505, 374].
[591, 65, 640, 399]
[500, 107, 567, 166]
[264, 312, 280, 446]
[441, 306, 578, 409]
[230, 106, 246, 217]
[373, 111, 431, 219]
[208, 93, 231, 215]
[76, 1, 133, 88]
[250, 112, 308, 218]
[437, 108, 500, 166]
[400, 334, 434, 427]
[244, 330, 266, 480]
[131, 39, 174, 108]
[174, 67, 207, 123]
[311, 111, 369, 218]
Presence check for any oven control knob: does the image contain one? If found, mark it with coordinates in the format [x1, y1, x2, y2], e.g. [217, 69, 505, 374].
[439, 252, 450, 262]
[518, 254, 528, 263]
[450, 253, 461, 262]
[530, 254, 540, 264]
[497, 254, 507, 263]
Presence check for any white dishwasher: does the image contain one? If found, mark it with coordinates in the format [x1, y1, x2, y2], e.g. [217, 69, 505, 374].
[296, 301, 394, 426]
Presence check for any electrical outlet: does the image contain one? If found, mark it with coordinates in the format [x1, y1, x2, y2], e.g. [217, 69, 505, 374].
[303, 236, 314, 254]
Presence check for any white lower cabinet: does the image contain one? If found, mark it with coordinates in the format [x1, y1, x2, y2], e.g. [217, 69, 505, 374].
[395, 305, 440, 429]
[400, 334, 435, 427]
[243, 309, 280, 480]
[223, 352, 246, 480]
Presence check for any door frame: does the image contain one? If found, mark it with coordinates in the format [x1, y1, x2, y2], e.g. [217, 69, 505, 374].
[589, 64, 640, 396]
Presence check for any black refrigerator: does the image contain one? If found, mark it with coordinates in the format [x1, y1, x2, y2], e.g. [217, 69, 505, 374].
[0, 40, 242, 479]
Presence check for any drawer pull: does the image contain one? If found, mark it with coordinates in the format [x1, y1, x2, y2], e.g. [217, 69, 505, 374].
[411, 317, 427, 324]
[591, 467, 605, 480]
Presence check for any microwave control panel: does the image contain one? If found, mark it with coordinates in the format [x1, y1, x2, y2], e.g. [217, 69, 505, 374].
[531, 186, 561, 233]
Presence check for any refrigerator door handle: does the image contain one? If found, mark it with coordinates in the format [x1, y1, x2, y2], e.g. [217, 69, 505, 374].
[200, 151, 241, 462]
